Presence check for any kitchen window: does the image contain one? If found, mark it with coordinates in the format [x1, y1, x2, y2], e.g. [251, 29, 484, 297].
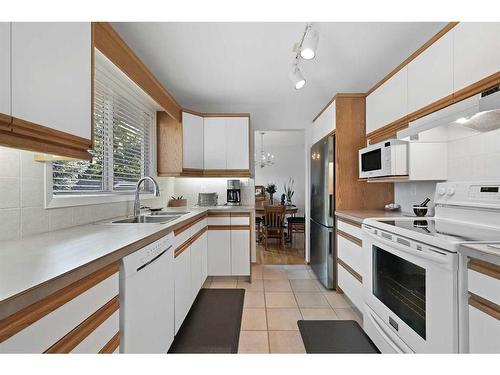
[46, 51, 158, 208]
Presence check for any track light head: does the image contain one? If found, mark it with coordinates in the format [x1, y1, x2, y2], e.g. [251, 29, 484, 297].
[300, 26, 319, 60]
[290, 65, 306, 90]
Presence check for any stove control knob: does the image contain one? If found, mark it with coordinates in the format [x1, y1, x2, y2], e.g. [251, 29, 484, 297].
[438, 187, 446, 196]
[446, 187, 456, 196]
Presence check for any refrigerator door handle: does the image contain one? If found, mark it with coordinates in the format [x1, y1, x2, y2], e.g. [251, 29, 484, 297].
[328, 230, 333, 255]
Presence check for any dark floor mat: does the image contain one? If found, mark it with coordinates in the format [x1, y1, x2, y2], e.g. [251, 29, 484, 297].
[298, 320, 380, 354]
[168, 288, 245, 353]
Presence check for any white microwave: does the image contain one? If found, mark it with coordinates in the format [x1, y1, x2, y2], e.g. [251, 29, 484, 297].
[359, 139, 408, 179]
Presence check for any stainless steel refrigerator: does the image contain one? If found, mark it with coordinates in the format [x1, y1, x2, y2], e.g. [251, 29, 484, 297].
[310, 135, 336, 289]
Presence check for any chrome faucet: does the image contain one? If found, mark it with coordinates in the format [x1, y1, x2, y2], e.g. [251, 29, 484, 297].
[133, 176, 160, 216]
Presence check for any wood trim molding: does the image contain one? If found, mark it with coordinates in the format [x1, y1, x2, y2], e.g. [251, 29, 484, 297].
[469, 292, 500, 320]
[202, 169, 251, 177]
[407, 94, 454, 122]
[207, 225, 232, 230]
[45, 296, 119, 353]
[173, 212, 207, 236]
[174, 240, 191, 258]
[229, 225, 251, 230]
[337, 229, 363, 247]
[468, 258, 500, 280]
[366, 22, 459, 96]
[366, 116, 409, 144]
[231, 212, 251, 218]
[197, 112, 251, 118]
[93, 22, 182, 122]
[336, 286, 344, 294]
[336, 216, 362, 228]
[453, 71, 500, 103]
[312, 93, 366, 123]
[207, 211, 232, 217]
[99, 332, 120, 354]
[337, 258, 363, 283]
[0, 263, 119, 343]
[0, 116, 92, 160]
[181, 168, 204, 177]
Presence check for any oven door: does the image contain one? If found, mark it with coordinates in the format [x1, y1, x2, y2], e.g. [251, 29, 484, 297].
[359, 146, 384, 178]
[362, 228, 459, 353]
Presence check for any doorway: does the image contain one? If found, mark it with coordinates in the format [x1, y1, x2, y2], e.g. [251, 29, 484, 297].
[253, 130, 306, 265]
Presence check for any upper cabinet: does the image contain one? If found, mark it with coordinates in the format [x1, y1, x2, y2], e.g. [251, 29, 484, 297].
[0, 23, 10, 120]
[311, 100, 335, 145]
[366, 67, 408, 134]
[453, 23, 500, 92]
[204, 116, 249, 172]
[407, 32, 453, 114]
[182, 112, 204, 170]
[11, 23, 92, 140]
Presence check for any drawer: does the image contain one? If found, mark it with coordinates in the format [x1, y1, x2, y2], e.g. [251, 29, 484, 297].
[192, 218, 207, 234]
[337, 264, 363, 312]
[468, 304, 500, 353]
[71, 310, 119, 353]
[208, 216, 231, 226]
[230, 216, 250, 226]
[468, 260, 500, 306]
[337, 219, 362, 239]
[0, 272, 118, 353]
[337, 235, 364, 277]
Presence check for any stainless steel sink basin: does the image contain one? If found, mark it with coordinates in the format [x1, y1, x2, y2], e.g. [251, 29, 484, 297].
[111, 215, 181, 224]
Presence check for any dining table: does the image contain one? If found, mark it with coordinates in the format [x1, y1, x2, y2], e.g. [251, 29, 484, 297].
[255, 204, 298, 218]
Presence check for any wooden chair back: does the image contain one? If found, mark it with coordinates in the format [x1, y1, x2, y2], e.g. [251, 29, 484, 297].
[263, 205, 286, 229]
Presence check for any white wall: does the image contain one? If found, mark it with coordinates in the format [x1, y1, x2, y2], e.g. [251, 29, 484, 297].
[254, 130, 306, 215]
[0, 147, 174, 241]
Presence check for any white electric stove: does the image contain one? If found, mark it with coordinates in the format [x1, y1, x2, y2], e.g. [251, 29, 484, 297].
[361, 181, 500, 353]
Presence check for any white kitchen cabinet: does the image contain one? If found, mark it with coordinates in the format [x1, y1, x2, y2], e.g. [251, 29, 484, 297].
[207, 229, 231, 276]
[312, 100, 335, 145]
[366, 67, 408, 134]
[453, 23, 500, 92]
[337, 264, 363, 312]
[200, 232, 208, 283]
[0, 23, 10, 117]
[204, 116, 250, 170]
[468, 305, 500, 353]
[174, 247, 191, 334]
[226, 117, 249, 169]
[231, 229, 250, 276]
[182, 112, 204, 170]
[11, 22, 92, 140]
[190, 236, 203, 302]
[407, 32, 454, 114]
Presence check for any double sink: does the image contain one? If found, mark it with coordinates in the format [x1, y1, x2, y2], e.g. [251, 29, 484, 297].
[110, 210, 190, 224]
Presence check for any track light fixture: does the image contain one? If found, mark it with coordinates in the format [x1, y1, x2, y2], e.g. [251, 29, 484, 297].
[289, 23, 319, 90]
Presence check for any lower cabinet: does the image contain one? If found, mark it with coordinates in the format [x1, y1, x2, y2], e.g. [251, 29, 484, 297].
[207, 229, 232, 276]
[0, 263, 120, 354]
[231, 229, 250, 275]
[174, 245, 192, 334]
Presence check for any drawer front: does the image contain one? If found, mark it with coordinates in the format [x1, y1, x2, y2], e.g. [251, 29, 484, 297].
[468, 268, 500, 306]
[468, 304, 500, 353]
[0, 272, 118, 353]
[337, 265, 363, 312]
[337, 235, 363, 277]
[208, 216, 231, 226]
[337, 219, 362, 239]
[71, 310, 119, 353]
[230, 216, 250, 226]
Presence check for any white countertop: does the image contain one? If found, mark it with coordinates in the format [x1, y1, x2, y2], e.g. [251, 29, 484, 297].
[459, 243, 500, 265]
[0, 205, 254, 316]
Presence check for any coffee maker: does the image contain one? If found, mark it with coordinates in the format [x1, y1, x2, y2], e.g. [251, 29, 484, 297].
[227, 179, 241, 206]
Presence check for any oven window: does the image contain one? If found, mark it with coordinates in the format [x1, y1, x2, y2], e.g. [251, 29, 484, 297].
[373, 246, 426, 339]
[361, 149, 382, 172]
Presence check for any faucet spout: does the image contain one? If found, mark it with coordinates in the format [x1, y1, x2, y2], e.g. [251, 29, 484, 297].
[134, 176, 160, 216]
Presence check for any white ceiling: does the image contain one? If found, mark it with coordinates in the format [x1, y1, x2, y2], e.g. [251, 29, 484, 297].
[111, 22, 446, 130]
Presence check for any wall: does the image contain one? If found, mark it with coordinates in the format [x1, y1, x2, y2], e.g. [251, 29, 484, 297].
[395, 128, 500, 213]
[0, 146, 174, 241]
[254, 130, 306, 214]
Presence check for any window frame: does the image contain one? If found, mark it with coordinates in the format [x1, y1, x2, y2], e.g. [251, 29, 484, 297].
[45, 50, 160, 209]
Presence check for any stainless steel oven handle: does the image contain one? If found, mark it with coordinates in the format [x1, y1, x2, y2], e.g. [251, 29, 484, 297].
[362, 227, 451, 264]
[366, 308, 406, 353]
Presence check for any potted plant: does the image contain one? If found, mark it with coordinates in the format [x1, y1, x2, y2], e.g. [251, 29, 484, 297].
[265, 183, 277, 204]
[284, 178, 295, 206]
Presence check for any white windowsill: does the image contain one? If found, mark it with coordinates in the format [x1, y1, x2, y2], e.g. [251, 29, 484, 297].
[45, 191, 156, 209]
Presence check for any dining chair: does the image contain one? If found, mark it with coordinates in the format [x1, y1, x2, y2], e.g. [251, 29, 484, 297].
[262, 205, 286, 251]
[287, 216, 305, 245]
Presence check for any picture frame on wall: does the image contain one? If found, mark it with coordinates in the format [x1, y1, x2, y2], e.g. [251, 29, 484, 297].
[255, 185, 265, 197]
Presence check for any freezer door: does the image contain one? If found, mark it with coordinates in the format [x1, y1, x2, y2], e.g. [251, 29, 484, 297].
[310, 136, 334, 226]
[310, 219, 336, 289]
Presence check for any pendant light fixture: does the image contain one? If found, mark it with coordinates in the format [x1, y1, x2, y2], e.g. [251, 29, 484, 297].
[289, 23, 319, 90]
[255, 132, 275, 168]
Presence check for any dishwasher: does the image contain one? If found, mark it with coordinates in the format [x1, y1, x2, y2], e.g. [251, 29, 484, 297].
[119, 233, 174, 353]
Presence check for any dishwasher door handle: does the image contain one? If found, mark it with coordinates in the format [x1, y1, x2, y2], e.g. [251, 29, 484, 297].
[136, 245, 172, 272]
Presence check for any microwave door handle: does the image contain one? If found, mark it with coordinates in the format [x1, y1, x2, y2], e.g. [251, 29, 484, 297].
[362, 227, 451, 265]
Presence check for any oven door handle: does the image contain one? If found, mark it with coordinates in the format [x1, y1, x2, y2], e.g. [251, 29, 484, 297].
[363, 227, 451, 265]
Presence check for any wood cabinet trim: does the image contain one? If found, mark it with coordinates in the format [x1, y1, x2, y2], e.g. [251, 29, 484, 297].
[99, 332, 119, 354]
[93, 22, 181, 122]
[174, 226, 208, 258]
[207, 212, 232, 217]
[453, 71, 500, 103]
[337, 258, 363, 284]
[468, 258, 500, 280]
[202, 169, 251, 177]
[312, 93, 365, 123]
[337, 229, 363, 247]
[469, 292, 500, 321]
[173, 212, 207, 236]
[230, 212, 251, 218]
[180, 168, 204, 177]
[336, 216, 362, 228]
[44, 296, 119, 353]
[207, 225, 232, 230]
[157, 111, 183, 176]
[229, 225, 251, 230]
[0, 263, 119, 343]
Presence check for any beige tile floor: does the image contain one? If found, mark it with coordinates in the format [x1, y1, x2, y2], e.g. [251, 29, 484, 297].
[202, 264, 363, 354]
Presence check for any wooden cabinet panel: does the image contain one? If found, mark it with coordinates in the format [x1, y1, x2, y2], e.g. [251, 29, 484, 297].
[407, 32, 453, 114]
[157, 111, 183, 176]
[204, 117, 227, 169]
[226, 117, 249, 169]
[231, 229, 250, 276]
[0, 23, 10, 117]
[366, 67, 408, 134]
[174, 247, 191, 334]
[11, 22, 92, 140]
[182, 112, 204, 169]
[207, 229, 231, 276]
[453, 23, 500, 92]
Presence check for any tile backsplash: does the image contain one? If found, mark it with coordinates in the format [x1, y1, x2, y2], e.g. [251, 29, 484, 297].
[0, 147, 174, 241]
